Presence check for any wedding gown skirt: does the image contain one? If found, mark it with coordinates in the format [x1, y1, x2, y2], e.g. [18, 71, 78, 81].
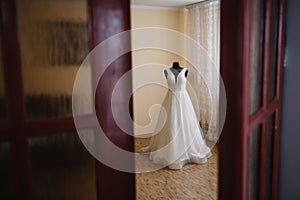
[140, 68, 211, 170]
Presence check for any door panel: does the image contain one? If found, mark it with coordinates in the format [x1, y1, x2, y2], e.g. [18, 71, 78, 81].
[220, 0, 286, 199]
[247, 0, 283, 199]
[1, 0, 134, 199]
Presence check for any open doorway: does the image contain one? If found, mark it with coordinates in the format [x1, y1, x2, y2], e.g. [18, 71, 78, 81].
[130, 0, 221, 199]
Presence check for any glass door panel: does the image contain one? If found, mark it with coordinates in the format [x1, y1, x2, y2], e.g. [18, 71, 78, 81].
[16, 0, 89, 120]
[267, 0, 279, 102]
[264, 113, 275, 200]
[29, 132, 97, 200]
[247, 126, 262, 200]
[249, 0, 265, 115]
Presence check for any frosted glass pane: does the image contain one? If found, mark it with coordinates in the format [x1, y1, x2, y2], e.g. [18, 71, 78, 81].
[29, 132, 97, 200]
[248, 126, 262, 200]
[249, 0, 265, 115]
[268, 0, 279, 102]
[265, 113, 275, 200]
[17, 0, 90, 119]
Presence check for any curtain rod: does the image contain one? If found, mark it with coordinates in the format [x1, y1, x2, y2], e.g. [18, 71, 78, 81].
[186, 0, 219, 9]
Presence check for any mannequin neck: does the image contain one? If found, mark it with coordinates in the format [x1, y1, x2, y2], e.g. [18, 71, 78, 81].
[171, 62, 183, 70]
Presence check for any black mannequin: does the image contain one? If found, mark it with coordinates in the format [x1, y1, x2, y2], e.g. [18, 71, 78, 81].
[164, 61, 188, 78]
[171, 61, 183, 70]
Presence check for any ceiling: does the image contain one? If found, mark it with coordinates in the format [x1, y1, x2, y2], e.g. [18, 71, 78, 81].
[131, 0, 203, 8]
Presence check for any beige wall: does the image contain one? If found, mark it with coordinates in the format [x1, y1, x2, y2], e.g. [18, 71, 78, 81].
[131, 8, 186, 32]
[131, 7, 187, 136]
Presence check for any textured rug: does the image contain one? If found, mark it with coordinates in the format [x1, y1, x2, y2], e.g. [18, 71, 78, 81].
[135, 138, 218, 200]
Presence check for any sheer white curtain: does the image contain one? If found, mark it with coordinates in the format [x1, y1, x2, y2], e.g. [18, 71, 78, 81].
[186, 0, 220, 142]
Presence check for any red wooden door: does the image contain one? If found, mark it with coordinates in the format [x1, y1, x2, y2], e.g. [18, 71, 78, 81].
[219, 0, 286, 199]
[0, 0, 134, 199]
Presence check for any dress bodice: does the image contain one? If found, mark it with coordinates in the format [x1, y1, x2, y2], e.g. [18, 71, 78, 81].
[165, 68, 188, 92]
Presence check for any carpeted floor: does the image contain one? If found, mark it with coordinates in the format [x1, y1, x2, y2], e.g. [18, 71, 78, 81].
[135, 138, 218, 200]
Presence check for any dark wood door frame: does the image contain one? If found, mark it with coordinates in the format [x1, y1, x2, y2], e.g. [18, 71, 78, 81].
[88, 0, 135, 199]
[219, 0, 286, 199]
[0, 0, 33, 198]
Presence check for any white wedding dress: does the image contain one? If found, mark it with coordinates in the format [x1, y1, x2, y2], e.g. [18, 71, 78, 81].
[140, 68, 212, 170]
